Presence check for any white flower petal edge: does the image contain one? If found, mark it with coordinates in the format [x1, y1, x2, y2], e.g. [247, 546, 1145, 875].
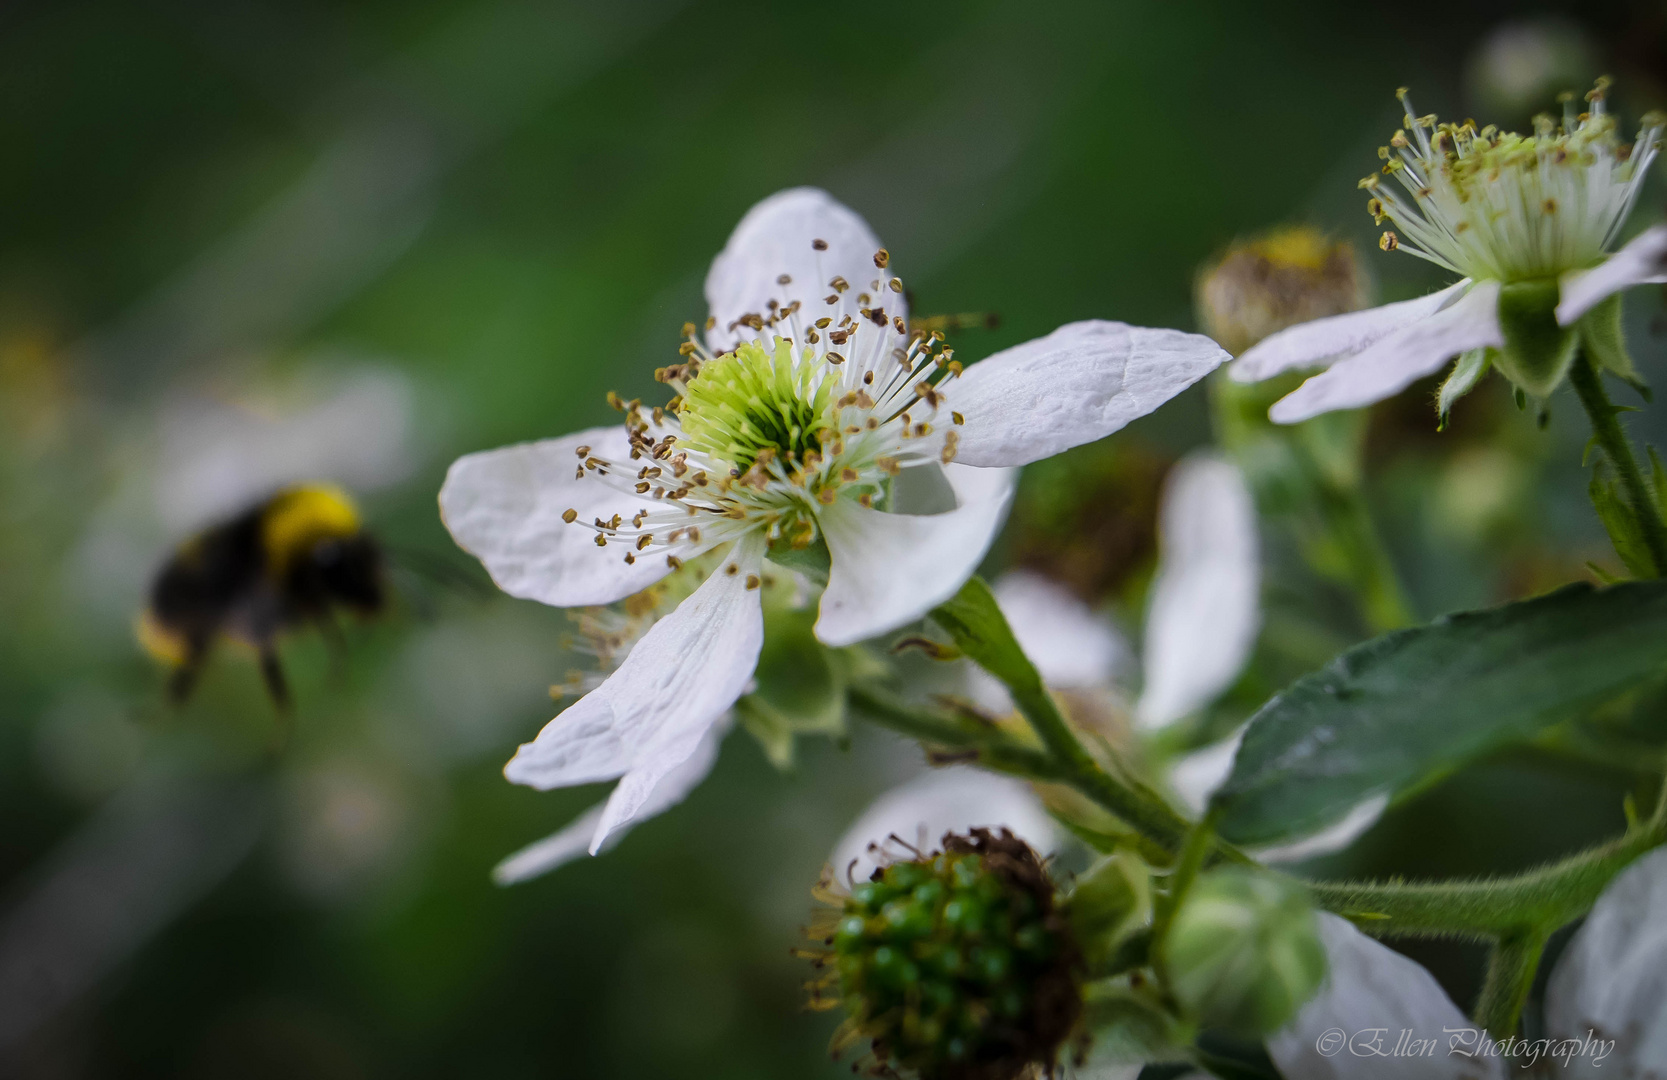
[1269, 282, 1504, 425]
[1252, 794, 1388, 866]
[831, 766, 1057, 885]
[704, 186, 899, 353]
[1136, 454, 1260, 730]
[439, 424, 681, 607]
[502, 534, 766, 852]
[1231, 281, 1471, 381]
[490, 721, 728, 885]
[950, 321, 1230, 469]
[815, 465, 1017, 648]
[1268, 914, 1505, 1080]
[992, 569, 1129, 689]
[1543, 845, 1667, 1074]
[1557, 224, 1667, 325]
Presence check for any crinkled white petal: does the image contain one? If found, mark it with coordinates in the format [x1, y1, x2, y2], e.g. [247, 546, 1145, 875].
[814, 465, 1016, 648]
[1269, 283, 1503, 424]
[1543, 845, 1667, 1075]
[1231, 281, 1471, 382]
[588, 537, 766, 851]
[1252, 794, 1388, 866]
[703, 187, 900, 353]
[440, 424, 672, 608]
[949, 321, 1229, 468]
[502, 536, 762, 809]
[491, 720, 729, 885]
[830, 766, 1056, 885]
[1136, 454, 1260, 730]
[1268, 914, 1504, 1080]
[992, 569, 1129, 689]
[1557, 225, 1667, 325]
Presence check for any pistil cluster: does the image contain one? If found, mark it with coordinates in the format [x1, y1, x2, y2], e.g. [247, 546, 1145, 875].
[564, 245, 969, 568]
[1363, 80, 1663, 282]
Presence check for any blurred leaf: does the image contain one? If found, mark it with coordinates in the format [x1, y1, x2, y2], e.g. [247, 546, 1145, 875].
[1213, 582, 1667, 844]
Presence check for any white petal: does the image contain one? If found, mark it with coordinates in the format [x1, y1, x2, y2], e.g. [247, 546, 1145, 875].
[703, 187, 899, 353]
[949, 321, 1229, 469]
[1231, 282, 1470, 382]
[1252, 794, 1388, 866]
[588, 536, 765, 850]
[992, 569, 1129, 689]
[439, 424, 672, 608]
[830, 766, 1056, 885]
[1268, 914, 1504, 1080]
[1558, 225, 1667, 325]
[503, 537, 762, 797]
[1543, 846, 1667, 1074]
[1136, 454, 1260, 730]
[814, 466, 1016, 647]
[1169, 727, 1245, 815]
[1269, 283, 1503, 424]
[491, 803, 605, 885]
[491, 721, 728, 885]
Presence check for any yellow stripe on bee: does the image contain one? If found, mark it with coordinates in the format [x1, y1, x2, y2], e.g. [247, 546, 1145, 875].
[135, 609, 189, 667]
[261, 484, 362, 572]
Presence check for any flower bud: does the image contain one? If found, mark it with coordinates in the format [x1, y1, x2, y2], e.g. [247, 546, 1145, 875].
[1067, 850, 1151, 969]
[1195, 227, 1370, 357]
[1159, 867, 1326, 1036]
[805, 828, 1080, 1080]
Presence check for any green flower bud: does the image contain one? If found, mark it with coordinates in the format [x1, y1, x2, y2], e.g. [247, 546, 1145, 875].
[805, 828, 1081, 1080]
[1067, 850, 1152, 969]
[1159, 867, 1326, 1037]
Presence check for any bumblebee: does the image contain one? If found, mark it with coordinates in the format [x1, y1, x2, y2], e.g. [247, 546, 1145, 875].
[137, 484, 386, 709]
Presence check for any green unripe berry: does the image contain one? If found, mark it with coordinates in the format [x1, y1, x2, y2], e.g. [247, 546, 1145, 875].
[813, 828, 1080, 1080]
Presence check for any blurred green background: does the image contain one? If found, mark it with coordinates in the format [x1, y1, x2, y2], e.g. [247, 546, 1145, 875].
[3, 1, 1666, 1076]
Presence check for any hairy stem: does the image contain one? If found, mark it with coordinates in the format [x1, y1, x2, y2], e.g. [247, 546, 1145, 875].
[1309, 821, 1666, 941]
[847, 683, 1194, 861]
[1473, 930, 1547, 1042]
[1569, 352, 1667, 575]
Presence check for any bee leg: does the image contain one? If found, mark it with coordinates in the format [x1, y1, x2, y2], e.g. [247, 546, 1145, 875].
[258, 647, 292, 713]
[166, 639, 210, 704]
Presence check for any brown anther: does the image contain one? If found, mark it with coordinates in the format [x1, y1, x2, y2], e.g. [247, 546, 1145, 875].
[873, 249, 890, 268]
[1380, 230, 1400, 252]
[828, 329, 849, 345]
[814, 317, 831, 328]
[777, 273, 792, 285]
[858, 492, 874, 508]
[841, 467, 859, 482]
[594, 534, 608, 547]
[830, 276, 849, 292]
[635, 482, 651, 493]
[817, 488, 836, 505]
[863, 370, 874, 385]
[725, 563, 740, 576]
[636, 535, 653, 550]
[745, 574, 761, 590]
[666, 554, 683, 570]
[575, 445, 591, 458]
[887, 278, 902, 293]
[812, 238, 828, 251]
[562, 508, 578, 523]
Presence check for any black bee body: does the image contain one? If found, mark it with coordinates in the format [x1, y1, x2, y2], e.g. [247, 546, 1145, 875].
[139, 485, 385, 708]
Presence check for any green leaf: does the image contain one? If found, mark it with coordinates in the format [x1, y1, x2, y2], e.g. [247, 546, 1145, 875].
[1213, 582, 1667, 844]
[1590, 470, 1658, 578]
[930, 576, 1045, 694]
[737, 604, 845, 769]
[1649, 446, 1667, 522]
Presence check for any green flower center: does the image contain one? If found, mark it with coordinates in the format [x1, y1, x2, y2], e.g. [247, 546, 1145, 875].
[826, 829, 1078, 1080]
[677, 340, 838, 473]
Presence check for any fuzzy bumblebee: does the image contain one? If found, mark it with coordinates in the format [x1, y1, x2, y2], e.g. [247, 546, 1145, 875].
[136, 484, 386, 709]
[803, 828, 1080, 1080]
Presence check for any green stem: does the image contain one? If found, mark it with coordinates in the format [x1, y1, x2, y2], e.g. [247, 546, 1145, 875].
[1309, 821, 1666, 941]
[1473, 930, 1546, 1041]
[1315, 478, 1416, 632]
[1569, 352, 1667, 576]
[847, 683, 1197, 861]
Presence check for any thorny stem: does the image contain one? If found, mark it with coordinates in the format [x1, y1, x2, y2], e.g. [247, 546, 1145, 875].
[1569, 351, 1667, 575]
